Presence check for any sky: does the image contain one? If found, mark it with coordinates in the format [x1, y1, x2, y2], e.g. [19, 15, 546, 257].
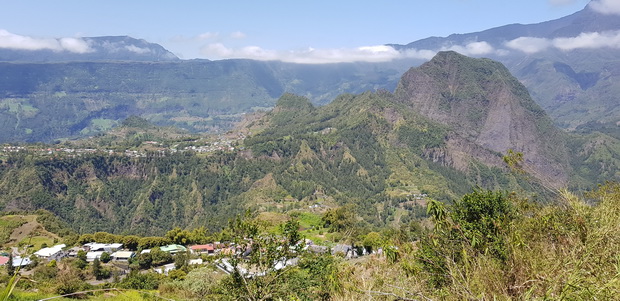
[0, 0, 617, 63]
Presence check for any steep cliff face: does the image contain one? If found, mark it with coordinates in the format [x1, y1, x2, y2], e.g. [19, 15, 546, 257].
[395, 51, 570, 188]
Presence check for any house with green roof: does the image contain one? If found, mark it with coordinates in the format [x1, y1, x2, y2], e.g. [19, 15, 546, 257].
[159, 244, 187, 254]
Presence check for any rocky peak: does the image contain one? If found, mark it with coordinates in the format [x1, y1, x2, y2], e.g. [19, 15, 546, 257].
[395, 51, 570, 188]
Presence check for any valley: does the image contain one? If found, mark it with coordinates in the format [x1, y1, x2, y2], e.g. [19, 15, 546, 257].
[1, 1, 620, 299]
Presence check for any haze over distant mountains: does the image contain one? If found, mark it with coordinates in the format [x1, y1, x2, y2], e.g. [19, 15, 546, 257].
[0, 2, 618, 142]
[0, 35, 179, 62]
[390, 3, 620, 130]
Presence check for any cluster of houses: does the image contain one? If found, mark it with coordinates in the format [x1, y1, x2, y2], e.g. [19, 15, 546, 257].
[1, 238, 377, 276]
[0, 133, 246, 160]
[0, 241, 244, 271]
[0, 254, 32, 268]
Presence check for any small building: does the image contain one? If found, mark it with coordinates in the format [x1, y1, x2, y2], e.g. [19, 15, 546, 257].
[332, 244, 359, 258]
[84, 242, 123, 253]
[67, 246, 88, 257]
[160, 244, 187, 254]
[0, 256, 9, 266]
[12, 256, 31, 267]
[190, 244, 215, 254]
[189, 258, 203, 265]
[307, 245, 328, 254]
[86, 251, 104, 262]
[111, 251, 135, 261]
[155, 263, 176, 275]
[34, 244, 66, 259]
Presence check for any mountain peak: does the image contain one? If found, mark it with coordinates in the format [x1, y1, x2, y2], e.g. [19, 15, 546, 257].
[395, 52, 569, 188]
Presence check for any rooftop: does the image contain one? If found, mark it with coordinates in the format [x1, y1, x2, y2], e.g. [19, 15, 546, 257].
[34, 244, 66, 257]
[160, 244, 187, 253]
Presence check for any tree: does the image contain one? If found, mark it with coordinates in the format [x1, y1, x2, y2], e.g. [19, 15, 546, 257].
[219, 213, 304, 301]
[503, 149, 524, 174]
[77, 250, 87, 262]
[282, 218, 302, 246]
[168, 269, 187, 281]
[362, 232, 382, 253]
[151, 248, 172, 266]
[174, 252, 189, 271]
[77, 234, 94, 245]
[62, 234, 79, 247]
[122, 235, 140, 251]
[190, 227, 210, 244]
[6, 254, 14, 276]
[92, 258, 110, 280]
[322, 206, 355, 233]
[137, 252, 153, 269]
[92, 258, 102, 279]
[417, 189, 514, 288]
[451, 189, 513, 259]
[166, 227, 192, 245]
[119, 271, 160, 290]
[100, 252, 111, 263]
[55, 265, 90, 295]
[75, 250, 88, 269]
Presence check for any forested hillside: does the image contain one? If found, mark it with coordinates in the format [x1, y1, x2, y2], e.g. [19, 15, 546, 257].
[0, 52, 617, 238]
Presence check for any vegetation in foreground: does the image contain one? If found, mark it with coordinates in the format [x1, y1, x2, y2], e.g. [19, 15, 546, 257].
[2, 182, 620, 300]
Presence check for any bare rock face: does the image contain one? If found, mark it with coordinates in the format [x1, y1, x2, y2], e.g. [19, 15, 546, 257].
[395, 51, 570, 188]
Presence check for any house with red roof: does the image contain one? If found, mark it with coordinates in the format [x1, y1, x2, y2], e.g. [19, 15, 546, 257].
[190, 244, 215, 255]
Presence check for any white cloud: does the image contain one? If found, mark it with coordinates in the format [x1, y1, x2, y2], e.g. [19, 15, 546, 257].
[505, 30, 620, 53]
[230, 31, 246, 39]
[197, 28, 620, 63]
[400, 48, 437, 60]
[442, 41, 496, 56]
[125, 45, 151, 54]
[0, 29, 92, 53]
[589, 0, 620, 15]
[505, 37, 552, 53]
[197, 32, 219, 40]
[59, 38, 91, 54]
[553, 31, 620, 50]
[200, 43, 434, 64]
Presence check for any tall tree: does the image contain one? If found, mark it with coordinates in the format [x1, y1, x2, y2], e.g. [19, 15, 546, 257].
[6, 254, 14, 276]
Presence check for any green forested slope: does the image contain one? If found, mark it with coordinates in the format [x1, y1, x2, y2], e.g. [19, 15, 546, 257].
[0, 53, 618, 237]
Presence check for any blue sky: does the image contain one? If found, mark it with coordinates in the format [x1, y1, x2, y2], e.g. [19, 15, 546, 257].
[0, 0, 611, 62]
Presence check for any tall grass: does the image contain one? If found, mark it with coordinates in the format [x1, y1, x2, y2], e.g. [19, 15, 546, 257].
[336, 183, 620, 300]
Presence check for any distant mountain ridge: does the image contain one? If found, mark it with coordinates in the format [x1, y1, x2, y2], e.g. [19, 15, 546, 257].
[389, 3, 620, 131]
[0, 2, 618, 142]
[0, 59, 402, 142]
[0, 36, 179, 62]
[389, 4, 620, 50]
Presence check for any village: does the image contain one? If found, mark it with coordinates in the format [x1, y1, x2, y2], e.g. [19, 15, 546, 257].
[0, 133, 244, 159]
[0, 237, 382, 283]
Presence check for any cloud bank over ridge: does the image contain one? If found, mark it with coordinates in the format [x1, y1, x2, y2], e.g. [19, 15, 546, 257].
[0, 30, 91, 53]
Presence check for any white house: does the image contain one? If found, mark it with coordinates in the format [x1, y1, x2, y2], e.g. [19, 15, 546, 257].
[12, 256, 31, 267]
[86, 251, 104, 262]
[84, 242, 123, 252]
[155, 263, 176, 274]
[34, 244, 66, 259]
[111, 251, 135, 261]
